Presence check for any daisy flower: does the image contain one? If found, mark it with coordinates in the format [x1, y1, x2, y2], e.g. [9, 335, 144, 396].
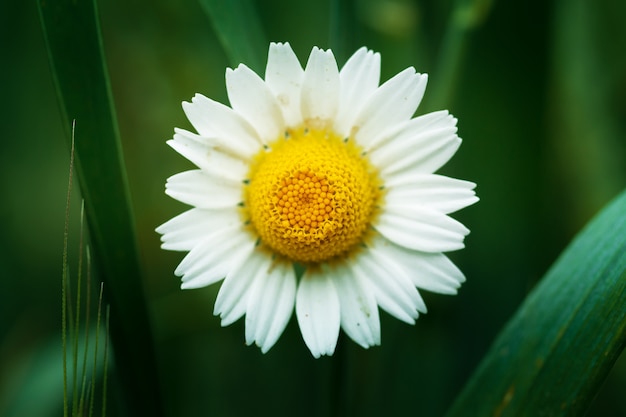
[156, 42, 478, 358]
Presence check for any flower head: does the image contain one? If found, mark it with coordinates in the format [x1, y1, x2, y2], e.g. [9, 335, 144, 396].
[156, 43, 478, 357]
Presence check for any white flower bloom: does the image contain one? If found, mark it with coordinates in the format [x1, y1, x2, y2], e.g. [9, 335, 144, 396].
[156, 43, 478, 358]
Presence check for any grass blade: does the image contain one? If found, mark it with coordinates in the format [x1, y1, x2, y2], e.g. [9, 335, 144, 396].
[89, 282, 105, 417]
[71, 201, 85, 416]
[37, 1, 162, 415]
[445, 189, 626, 417]
[199, 0, 268, 72]
[101, 305, 110, 417]
[329, 0, 358, 64]
[424, 0, 494, 111]
[61, 121, 76, 417]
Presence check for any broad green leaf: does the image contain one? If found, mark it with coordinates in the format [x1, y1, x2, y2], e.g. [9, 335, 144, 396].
[37, 0, 162, 415]
[445, 189, 626, 417]
[199, 0, 268, 73]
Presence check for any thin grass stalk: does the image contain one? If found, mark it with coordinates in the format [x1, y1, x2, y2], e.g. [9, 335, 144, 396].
[78, 241, 92, 416]
[89, 282, 105, 417]
[426, 0, 494, 111]
[71, 200, 86, 416]
[62, 121, 77, 417]
[329, 0, 357, 64]
[199, 0, 268, 73]
[101, 305, 111, 417]
[38, 1, 163, 413]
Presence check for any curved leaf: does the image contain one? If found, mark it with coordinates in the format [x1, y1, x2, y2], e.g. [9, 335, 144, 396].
[37, 0, 163, 415]
[199, 0, 268, 73]
[446, 189, 626, 417]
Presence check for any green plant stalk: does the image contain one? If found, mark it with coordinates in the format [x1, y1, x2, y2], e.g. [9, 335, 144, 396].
[61, 123, 76, 417]
[549, 0, 625, 225]
[72, 201, 85, 416]
[425, 0, 494, 112]
[89, 282, 104, 417]
[37, 0, 163, 415]
[102, 305, 111, 417]
[329, 0, 357, 64]
[445, 189, 626, 417]
[78, 244, 92, 416]
[199, 0, 268, 73]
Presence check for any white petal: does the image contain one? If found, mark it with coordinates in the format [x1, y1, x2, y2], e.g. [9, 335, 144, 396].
[156, 208, 240, 251]
[371, 239, 466, 294]
[168, 129, 248, 182]
[245, 261, 296, 353]
[353, 69, 428, 149]
[334, 47, 381, 137]
[226, 64, 285, 143]
[265, 42, 304, 127]
[182, 94, 262, 157]
[296, 270, 340, 358]
[384, 174, 478, 214]
[214, 249, 267, 326]
[353, 249, 426, 324]
[375, 206, 470, 252]
[176, 225, 255, 290]
[365, 110, 452, 151]
[165, 170, 242, 209]
[367, 113, 462, 178]
[300, 47, 339, 128]
[332, 263, 381, 348]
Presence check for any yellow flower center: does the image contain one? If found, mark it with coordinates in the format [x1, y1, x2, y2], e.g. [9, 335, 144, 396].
[245, 127, 381, 264]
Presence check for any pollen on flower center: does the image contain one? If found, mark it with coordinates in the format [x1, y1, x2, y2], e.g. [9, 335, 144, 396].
[245, 127, 381, 264]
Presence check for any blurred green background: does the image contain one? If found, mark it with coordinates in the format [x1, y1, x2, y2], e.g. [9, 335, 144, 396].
[1, 0, 625, 416]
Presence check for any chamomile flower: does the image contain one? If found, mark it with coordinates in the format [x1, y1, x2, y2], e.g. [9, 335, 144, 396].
[156, 42, 478, 358]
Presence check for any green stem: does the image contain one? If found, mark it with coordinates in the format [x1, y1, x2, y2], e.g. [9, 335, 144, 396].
[102, 305, 111, 417]
[425, 0, 494, 111]
[61, 122, 76, 417]
[330, 334, 349, 417]
[89, 282, 104, 417]
[329, 0, 358, 64]
[72, 201, 85, 416]
[78, 240, 92, 415]
[38, 0, 163, 415]
[199, 0, 268, 72]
